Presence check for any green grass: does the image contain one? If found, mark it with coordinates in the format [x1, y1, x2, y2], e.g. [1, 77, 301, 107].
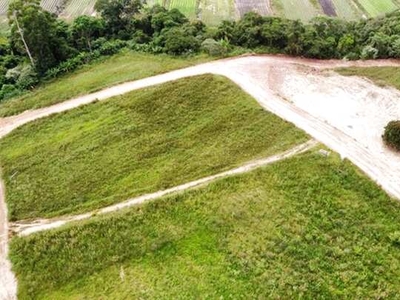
[0, 51, 210, 117]
[0, 74, 307, 221]
[10, 149, 400, 299]
[337, 67, 400, 90]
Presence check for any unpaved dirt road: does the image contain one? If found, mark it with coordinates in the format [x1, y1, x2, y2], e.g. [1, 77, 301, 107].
[1, 55, 400, 299]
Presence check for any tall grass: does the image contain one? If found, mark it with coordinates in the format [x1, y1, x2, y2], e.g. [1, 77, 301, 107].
[0, 74, 307, 220]
[10, 150, 400, 299]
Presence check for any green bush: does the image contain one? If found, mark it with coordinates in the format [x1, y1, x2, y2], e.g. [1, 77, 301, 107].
[383, 120, 400, 151]
[201, 38, 226, 56]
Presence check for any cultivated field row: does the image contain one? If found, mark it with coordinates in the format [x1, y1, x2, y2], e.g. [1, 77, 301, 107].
[0, 0, 399, 23]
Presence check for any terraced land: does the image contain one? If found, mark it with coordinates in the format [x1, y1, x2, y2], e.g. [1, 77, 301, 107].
[0, 74, 307, 221]
[10, 149, 400, 299]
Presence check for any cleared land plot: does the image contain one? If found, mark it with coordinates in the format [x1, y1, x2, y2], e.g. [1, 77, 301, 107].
[0, 75, 307, 221]
[60, 0, 97, 19]
[331, 0, 361, 19]
[358, 0, 398, 17]
[10, 150, 400, 299]
[0, 51, 210, 117]
[235, 0, 272, 17]
[319, 0, 336, 16]
[169, 0, 197, 19]
[337, 66, 400, 90]
[0, 0, 8, 15]
[40, 0, 64, 15]
[272, 0, 321, 21]
[198, 0, 236, 25]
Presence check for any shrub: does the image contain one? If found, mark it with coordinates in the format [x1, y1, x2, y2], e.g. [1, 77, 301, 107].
[201, 38, 226, 56]
[16, 65, 38, 89]
[0, 84, 22, 101]
[163, 28, 200, 55]
[383, 120, 400, 151]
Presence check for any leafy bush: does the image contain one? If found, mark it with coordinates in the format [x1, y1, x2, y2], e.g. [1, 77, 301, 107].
[201, 38, 226, 56]
[163, 28, 200, 55]
[383, 120, 400, 151]
[16, 65, 38, 89]
[0, 84, 22, 101]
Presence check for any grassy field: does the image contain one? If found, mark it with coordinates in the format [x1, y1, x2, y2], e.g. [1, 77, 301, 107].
[10, 149, 400, 299]
[0, 74, 307, 221]
[337, 67, 400, 90]
[0, 51, 210, 117]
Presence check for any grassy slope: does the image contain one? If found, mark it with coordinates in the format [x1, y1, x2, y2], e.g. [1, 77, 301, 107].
[0, 51, 210, 117]
[10, 150, 400, 299]
[338, 67, 400, 90]
[0, 74, 307, 221]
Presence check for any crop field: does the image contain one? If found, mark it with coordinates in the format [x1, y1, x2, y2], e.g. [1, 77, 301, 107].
[331, 0, 362, 19]
[0, 0, 8, 15]
[0, 74, 307, 220]
[272, 0, 322, 21]
[169, 0, 197, 19]
[235, 0, 272, 17]
[0, 51, 210, 117]
[0, 0, 399, 23]
[358, 0, 398, 17]
[60, 0, 97, 19]
[10, 149, 400, 298]
[199, 0, 236, 25]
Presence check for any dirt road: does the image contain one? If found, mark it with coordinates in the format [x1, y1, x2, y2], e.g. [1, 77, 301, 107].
[1, 55, 400, 298]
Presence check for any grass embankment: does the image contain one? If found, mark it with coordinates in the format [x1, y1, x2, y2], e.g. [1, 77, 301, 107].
[0, 75, 307, 221]
[0, 50, 210, 117]
[11, 150, 400, 299]
[338, 67, 400, 90]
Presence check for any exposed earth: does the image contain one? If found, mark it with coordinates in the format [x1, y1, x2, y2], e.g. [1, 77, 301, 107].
[1, 55, 400, 299]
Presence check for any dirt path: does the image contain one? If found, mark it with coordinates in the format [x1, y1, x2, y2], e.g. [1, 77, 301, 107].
[0, 181, 17, 300]
[1, 54, 400, 298]
[10, 140, 318, 236]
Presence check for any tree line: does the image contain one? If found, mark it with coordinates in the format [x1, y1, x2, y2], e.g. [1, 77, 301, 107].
[1, 0, 400, 101]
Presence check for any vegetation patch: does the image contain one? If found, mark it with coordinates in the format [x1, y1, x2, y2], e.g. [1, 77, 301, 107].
[0, 51, 210, 117]
[0, 74, 307, 221]
[383, 120, 400, 151]
[337, 67, 400, 90]
[10, 150, 400, 299]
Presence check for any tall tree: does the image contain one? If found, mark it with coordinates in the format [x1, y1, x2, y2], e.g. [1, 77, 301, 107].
[8, 0, 73, 74]
[95, 0, 142, 38]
